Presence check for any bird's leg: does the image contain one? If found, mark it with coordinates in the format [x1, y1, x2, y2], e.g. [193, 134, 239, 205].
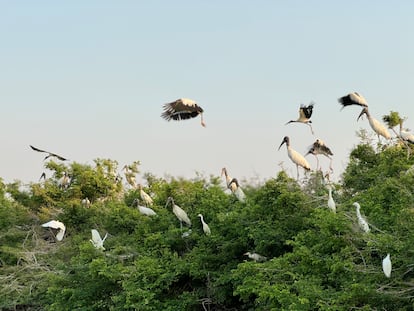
[200, 114, 206, 127]
[308, 123, 314, 135]
[296, 165, 299, 180]
[329, 157, 333, 173]
[314, 155, 320, 171]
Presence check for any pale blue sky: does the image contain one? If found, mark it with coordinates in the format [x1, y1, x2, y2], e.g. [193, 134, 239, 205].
[1, 1, 413, 184]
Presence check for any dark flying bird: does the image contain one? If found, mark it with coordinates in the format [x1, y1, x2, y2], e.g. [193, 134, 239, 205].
[161, 98, 206, 127]
[306, 139, 334, 171]
[285, 103, 314, 134]
[338, 92, 368, 110]
[30, 145, 68, 161]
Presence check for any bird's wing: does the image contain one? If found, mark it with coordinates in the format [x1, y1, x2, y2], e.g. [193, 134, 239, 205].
[91, 229, 103, 244]
[42, 220, 65, 231]
[302, 104, 314, 119]
[161, 99, 203, 121]
[30, 145, 48, 153]
[30, 145, 67, 161]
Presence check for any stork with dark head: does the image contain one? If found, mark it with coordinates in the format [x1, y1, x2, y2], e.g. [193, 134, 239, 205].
[357, 107, 391, 142]
[278, 136, 311, 180]
[306, 139, 334, 171]
[338, 92, 368, 110]
[161, 98, 205, 127]
[285, 103, 314, 134]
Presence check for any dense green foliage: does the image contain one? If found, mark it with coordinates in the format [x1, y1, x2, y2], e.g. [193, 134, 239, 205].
[2, 140, 414, 310]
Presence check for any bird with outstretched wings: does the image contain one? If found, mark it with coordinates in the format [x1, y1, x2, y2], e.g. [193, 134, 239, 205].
[30, 145, 68, 161]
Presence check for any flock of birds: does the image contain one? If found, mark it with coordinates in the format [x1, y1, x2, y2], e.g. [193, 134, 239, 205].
[35, 94, 398, 271]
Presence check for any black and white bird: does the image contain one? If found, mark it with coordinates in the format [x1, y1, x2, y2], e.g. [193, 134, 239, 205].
[338, 92, 368, 110]
[357, 108, 391, 141]
[285, 103, 314, 134]
[41, 220, 66, 241]
[58, 172, 71, 189]
[221, 167, 246, 202]
[278, 136, 311, 180]
[306, 139, 334, 171]
[161, 98, 206, 127]
[30, 145, 68, 161]
[133, 198, 157, 216]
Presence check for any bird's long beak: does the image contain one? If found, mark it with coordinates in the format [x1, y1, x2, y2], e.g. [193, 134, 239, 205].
[278, 141, 285, 150]
[357, 108, 366, 121]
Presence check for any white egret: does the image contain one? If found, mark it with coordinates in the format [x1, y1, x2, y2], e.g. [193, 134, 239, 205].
[90, 229, 108, 250]
[278, 136, 311, 180]
[338, 92, 368, 110]
[133, 199, 156, 216]
[285, 102, 315, 134]
[161, 98, 206, 127]
[382, 253, 392, 278]
[197, 214, 211, 235]
[353, 202, 370, 233]
[165, 197, 191, 228]
[327, 185, 336, 213]
[244, 252, 267, 262]
[41, 220, 66, 241]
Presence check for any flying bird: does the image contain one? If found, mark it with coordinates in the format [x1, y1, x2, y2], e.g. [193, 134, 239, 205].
[90, 229, 108, 250]
[30, 145, 68, 161]
[285, 103, 315, 134]
[197, 214, 211, 235]
[357, 108, 391, 142]
[244, 252, 267, 262]
[306, 139, 334, 171]
[165, 197, 191, 228]
[338, 92, 368, 110]
[327, 185, 336, 213]
[353, 202, 370, 233]
[41, 220, 66, 241]
[161, 98, 206, 127]
[278, 136, 311, 180]
[382, 253, 392, 278]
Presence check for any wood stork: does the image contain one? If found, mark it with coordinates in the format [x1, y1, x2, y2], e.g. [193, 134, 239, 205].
[30, 145, 68, 161]
[58, 172, 71, 189]
[133, 198, 157, 216]
[285, 103, 315, 134]
[327, 185, 336, 213]
[399, 124, 414, 144]
[90, 229, 108, 250]
[306, 139, 334, 171]
[338, 92, 368, 110]
[353, 202, 370, 233]
[161, 98, 206, 127]
[165, 197, 191, 228]
[122, 165, 137, 188]
[382, 253, 392, 278]
[357, 107, 391, 142]
[221, 168, 246, 202]
[244, 252, 267, 262]
[197, 214, 211, 235]
[278, 136, 311, 180]
[138, 184, 153, 206]
[41, 220, 66, 241]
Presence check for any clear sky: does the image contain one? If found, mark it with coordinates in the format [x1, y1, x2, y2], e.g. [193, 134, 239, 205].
[1, 1, 413, 185]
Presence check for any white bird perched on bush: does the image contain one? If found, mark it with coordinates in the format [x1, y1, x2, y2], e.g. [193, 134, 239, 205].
[133, 199, 156, 216]
[353, 202, 370, 233]
[90, 229, 108, 250]
[382, 253, 392, 278]
[197, 214, 211, 235]
[58, 172, 71, 189]
[41, 220, 66, 241]
[357, 107, 391, 142]
[327, 185, 336, 213]
[165, 197, 191, 228]
[138, 184, 153, 206]
[244, 252, 267, 262]
[221, 168, 246, 202]
[81, 197, 91, 208]
[278, 136, 311, 180]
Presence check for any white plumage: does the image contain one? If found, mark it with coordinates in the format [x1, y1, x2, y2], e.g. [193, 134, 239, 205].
[278, 136, 311, 180]
[166, 197, 191, 227]
[327, 186, 336, 213]
[81, 197, 91, 207]
[90, 229, 108, 250]
[338, 92, 368, 110]
[41, 220, 66, 241]
[285, 103, 315, 134]
[221, 168, 246, 202]
[123, 165, 137, 188]
[400, 129, 414, 144]
[138, 184, 153, 206]
[358, 108, 391, 141]
[382, 253, 392, 278]
[58, 172, 71, 189]
[197, 214, 211, 235]
[244, 252, 267, 262]
[353, 202, 370, 233]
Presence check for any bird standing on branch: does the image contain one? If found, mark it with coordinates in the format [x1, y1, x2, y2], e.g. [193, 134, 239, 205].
[278, 136, 311, 180]
[161, 98, 206, 127]
[357, 107, 391, 142]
